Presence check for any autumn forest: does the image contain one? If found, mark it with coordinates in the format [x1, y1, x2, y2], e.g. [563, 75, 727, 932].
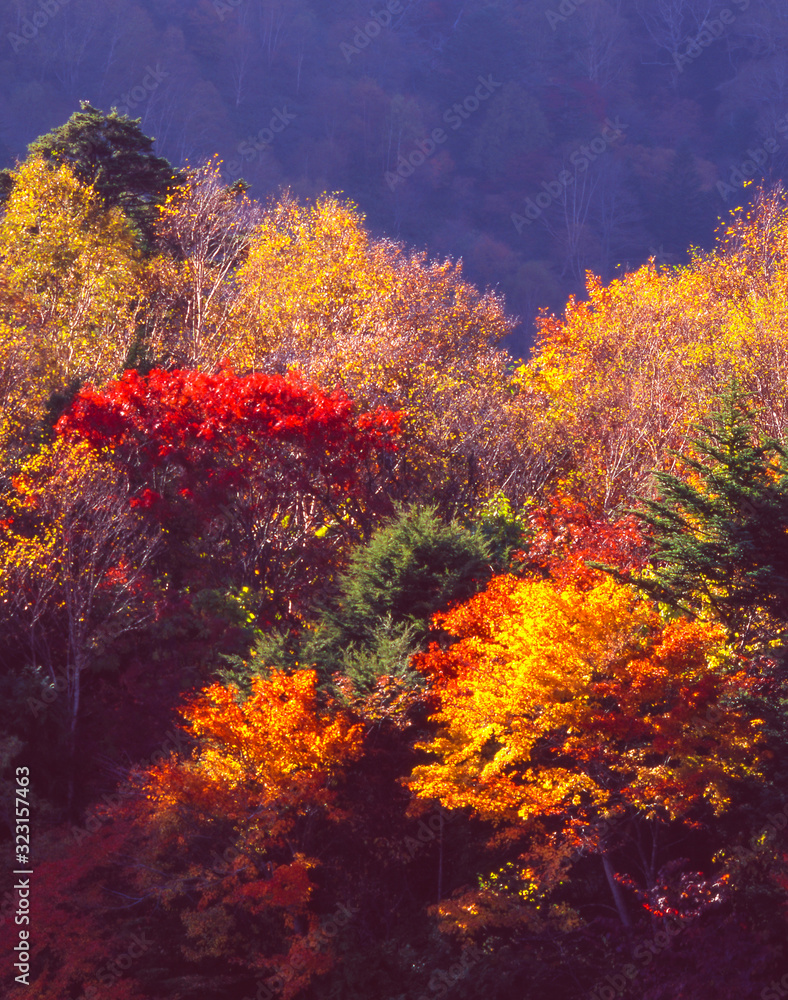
[1, 88, 788, 1000]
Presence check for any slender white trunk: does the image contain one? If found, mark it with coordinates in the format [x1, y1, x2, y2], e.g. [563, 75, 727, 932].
[602, 851, 631, 930]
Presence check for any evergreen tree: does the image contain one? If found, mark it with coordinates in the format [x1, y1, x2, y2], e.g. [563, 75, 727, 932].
[26, 102, 181, 248]
[253, 506, 497, 691]
[631, 383, 788, 648]
[313, 506, 496, 688]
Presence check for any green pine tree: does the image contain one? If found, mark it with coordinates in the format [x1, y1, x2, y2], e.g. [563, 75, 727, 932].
[631, 383, 788, 649]
[314, 505, 498, 689]
[26, 102, 182, 250]
[251, 506, 500, 692]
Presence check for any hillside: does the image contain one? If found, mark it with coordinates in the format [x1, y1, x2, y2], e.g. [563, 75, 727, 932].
[3, 0, 788, 349]
[1, 116, 788, 999]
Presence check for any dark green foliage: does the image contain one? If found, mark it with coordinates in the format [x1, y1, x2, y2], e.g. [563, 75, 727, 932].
[28, 379, 84, 451]
[330, 615, 421, 693]
[28, 102, 181, 249]
[255, 507, 495, 691]
[632, 383, 788, 647]
[122, 324, 158, 376]
[313, 506, 494, 688]
[0, 167, 12, 207]
[330, 506, 491, 628]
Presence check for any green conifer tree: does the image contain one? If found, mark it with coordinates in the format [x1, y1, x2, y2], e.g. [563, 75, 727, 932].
[248, 507, 497, 692]
[313, 506, 496, 687]
[632, 383, 788, 648]
[26, 102, 181, 249]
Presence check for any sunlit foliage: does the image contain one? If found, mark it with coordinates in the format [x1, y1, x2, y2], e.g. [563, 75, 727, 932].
[520, 188, 788, 509]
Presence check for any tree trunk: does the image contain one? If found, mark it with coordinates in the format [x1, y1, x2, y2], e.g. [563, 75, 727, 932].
[602, 850, 631, 931]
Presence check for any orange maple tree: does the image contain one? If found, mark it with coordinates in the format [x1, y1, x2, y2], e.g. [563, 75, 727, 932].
[127, 669, 363, 998]
[409, 574, 764, 936]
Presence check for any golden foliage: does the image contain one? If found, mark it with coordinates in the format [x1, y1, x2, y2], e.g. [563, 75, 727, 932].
[229, 194, 546, 508]
[519, 187, 788, 509]
[0, 156, 142, 462]
[411, 576, 762, 867]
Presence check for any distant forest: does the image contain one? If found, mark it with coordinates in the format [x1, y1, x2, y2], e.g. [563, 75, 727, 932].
[2, 0, 787, 352]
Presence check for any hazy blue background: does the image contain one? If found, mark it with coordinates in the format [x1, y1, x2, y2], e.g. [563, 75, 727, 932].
[2, 0, 785, 351]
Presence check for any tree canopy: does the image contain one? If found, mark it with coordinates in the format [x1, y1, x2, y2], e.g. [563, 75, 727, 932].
[27, 102, 181, 248]
[2, 120, 788, 1000]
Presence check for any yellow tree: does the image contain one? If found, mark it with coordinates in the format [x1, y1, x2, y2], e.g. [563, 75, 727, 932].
[518, 186, 788, 511]
[0, 274, 38, 466]
[0, 155, 142, 462]
[230, 194, 549, 510]
[409, 575, 763, 934]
